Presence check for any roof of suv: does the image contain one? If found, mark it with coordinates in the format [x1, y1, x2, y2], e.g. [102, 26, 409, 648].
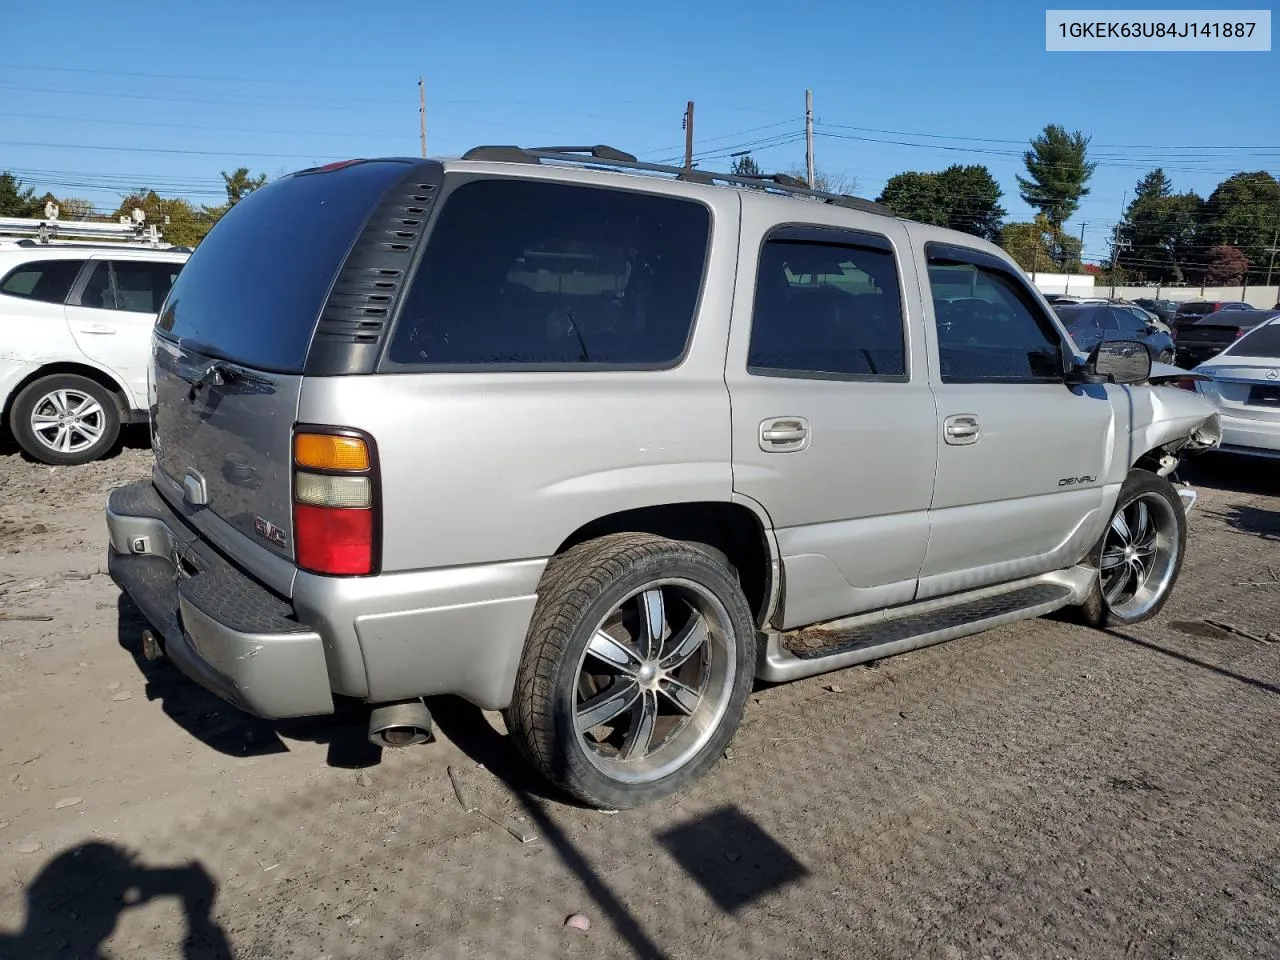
[296, 146, 1014, 264]
[0, 243, 190, 265]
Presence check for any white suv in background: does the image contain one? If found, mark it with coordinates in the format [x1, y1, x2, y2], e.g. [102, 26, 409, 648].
[0, 243, 189, 464]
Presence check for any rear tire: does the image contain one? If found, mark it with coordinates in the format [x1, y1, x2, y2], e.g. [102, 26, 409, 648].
[10, 374, 122, 465]
[507, 532, 756, 810]
[1157, 349, 1175, 365]
[1074, 469, 1187, 628]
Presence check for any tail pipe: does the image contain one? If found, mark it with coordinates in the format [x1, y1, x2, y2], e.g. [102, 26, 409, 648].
[368, 699, 433, 748]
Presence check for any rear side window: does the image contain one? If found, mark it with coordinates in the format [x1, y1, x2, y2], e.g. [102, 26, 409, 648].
[0, 259, 85, 304]
[748, 233, 906, 379]
[386, 178, 710, 367]
[1227, 322, 1280, 357]
[158, 161, 411, 372]
[113, 261, 182, 314]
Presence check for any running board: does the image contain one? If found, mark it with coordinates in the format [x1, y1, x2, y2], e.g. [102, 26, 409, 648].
[756, 566, 1096, 683]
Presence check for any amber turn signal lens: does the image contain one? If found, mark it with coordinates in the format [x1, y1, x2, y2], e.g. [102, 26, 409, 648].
[294, 433, 370, 471]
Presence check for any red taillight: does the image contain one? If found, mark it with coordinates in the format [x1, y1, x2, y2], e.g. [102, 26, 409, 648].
[294, 504, 374, 575]
[1234, 327, 1246, 339]
[292, 429, 378, 576]
[1173, 377, 1199, 391]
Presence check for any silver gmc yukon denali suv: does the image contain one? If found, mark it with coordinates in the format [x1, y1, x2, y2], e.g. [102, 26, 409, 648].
[106, 147, 1221, 809]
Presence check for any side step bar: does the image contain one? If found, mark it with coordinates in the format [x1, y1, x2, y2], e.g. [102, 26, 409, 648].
[756, 566, 1097, 683]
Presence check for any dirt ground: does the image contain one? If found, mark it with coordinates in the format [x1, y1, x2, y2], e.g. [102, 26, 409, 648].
[0, 429, 1277, 960]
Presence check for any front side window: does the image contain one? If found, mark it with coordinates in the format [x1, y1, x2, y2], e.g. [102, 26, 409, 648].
[747, 234, 906, 379]
[0, 259, 85, 304]
[386, 178, 711, 367]
[927, 256, 1063, 383]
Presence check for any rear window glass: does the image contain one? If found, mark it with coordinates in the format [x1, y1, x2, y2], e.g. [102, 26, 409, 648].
[157, 161, 408, 372]
[0, 259, 84, 304]
[386, 178, 710, 367]
[1176, 302, 1213, 315]
[1227, 322, 1280, 357]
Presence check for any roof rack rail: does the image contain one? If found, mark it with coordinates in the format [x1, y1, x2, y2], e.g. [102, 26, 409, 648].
[458, 144, 894, 217]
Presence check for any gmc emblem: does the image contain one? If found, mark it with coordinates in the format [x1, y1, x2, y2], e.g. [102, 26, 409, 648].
[254, 516, 287, 547]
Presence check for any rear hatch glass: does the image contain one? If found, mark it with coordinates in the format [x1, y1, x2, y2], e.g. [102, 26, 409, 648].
[150, 160, 411, 563]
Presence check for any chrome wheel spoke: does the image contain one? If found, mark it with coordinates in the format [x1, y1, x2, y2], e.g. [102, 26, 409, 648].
[1103, 565, 1133, 604]
[657, 676, 701, 716]
[660, 610, 709, 670]
[585, 629, 642, 676]
[56, 425, 75, 452]
[1133, 534, 1158, 558]
[50, 391, 71, 416]
[619, 689, 659, 760]
[1110, 511, 1132, 544]
[576, 678, 641, 733]
[1100, 546, 1127, 570]
[73, 396, 103, 419]
[639, 588, 667, 660]
[1133, 501, 1151, 542]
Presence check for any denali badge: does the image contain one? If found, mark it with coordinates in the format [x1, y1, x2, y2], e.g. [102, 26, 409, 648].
[254, 516, 287, 547]
[1058, 475, 1097, 487]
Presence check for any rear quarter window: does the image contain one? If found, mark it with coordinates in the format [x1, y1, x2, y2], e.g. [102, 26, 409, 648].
[157, 161, 410, 372]
[385, 178, 711, 368]
[0, 259, 85, 304]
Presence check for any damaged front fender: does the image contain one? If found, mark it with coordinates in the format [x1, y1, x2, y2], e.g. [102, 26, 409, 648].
[1122, 378, 1221, 468]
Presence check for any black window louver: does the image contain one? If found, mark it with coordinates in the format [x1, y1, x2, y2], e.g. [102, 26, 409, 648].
[312, 170, 442, 351]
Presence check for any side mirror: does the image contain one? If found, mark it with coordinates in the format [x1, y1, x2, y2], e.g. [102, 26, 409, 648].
[1090, 340, 1151, 384]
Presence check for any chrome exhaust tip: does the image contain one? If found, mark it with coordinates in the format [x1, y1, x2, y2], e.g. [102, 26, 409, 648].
[368, 699, 433, 748]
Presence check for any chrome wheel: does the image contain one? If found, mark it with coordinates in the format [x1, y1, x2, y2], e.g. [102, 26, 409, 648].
[1100, 491, 1180, 619]
[574, 578, 736, 785]
[29, 388, 106, 455]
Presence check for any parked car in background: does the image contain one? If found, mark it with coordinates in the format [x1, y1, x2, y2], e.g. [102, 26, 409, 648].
[1054, 302, 1176, 363]
[1115, 302, 1172, 336]
[0, 245, 190, 464]
[1172, 300, 1252, 329]
[1181, 316, 1280, 459]
[1133, 298, 1178, 324]
[1173, 308, 1280, 369]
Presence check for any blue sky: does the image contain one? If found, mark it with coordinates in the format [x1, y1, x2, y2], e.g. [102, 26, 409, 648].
[3, 1, 1275, 262]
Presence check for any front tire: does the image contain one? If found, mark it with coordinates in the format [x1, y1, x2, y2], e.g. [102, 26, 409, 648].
[10, 374, 122, 465]
[507, 533, 757, 810]
[1075, 469, 1187, 628]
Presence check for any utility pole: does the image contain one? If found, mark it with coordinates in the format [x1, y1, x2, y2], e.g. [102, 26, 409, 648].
[682, 101, 695, 170]
[805, 89, 815, 190]
[1109, 191, 1127, 299]
[1266, 224, 1279, 287]
[1109, 224, 1130, 299]
[418, 77, 427, 158]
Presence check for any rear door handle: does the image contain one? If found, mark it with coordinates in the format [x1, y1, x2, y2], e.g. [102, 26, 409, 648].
[944, 414, 981, 445]
[759, 417, 810, 452]
[82, 325, 116, 335]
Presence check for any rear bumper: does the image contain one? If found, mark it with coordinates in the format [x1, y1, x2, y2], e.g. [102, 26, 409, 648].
[106, 483, 334, 718]
[1215, 415, 1280, 458]
[106, 481, 546, 718]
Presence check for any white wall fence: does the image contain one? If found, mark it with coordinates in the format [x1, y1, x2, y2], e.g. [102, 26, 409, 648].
[1028, 272, 1279, 309]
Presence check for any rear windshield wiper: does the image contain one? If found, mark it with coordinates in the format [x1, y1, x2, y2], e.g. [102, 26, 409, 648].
[179, 360, 273, 392]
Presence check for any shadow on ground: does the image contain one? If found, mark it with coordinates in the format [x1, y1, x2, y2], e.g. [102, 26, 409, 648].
[0, 841, 232, 960]
[116, 596, 382, 768]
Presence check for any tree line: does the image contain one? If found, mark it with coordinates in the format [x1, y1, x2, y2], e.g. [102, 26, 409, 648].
[0, 167, 269, 247]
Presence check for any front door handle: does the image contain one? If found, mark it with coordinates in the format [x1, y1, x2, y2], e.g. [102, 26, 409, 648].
[82, 325, 116, 335]
[759, 417, 810, 452]
[944, 414, 981, 445]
